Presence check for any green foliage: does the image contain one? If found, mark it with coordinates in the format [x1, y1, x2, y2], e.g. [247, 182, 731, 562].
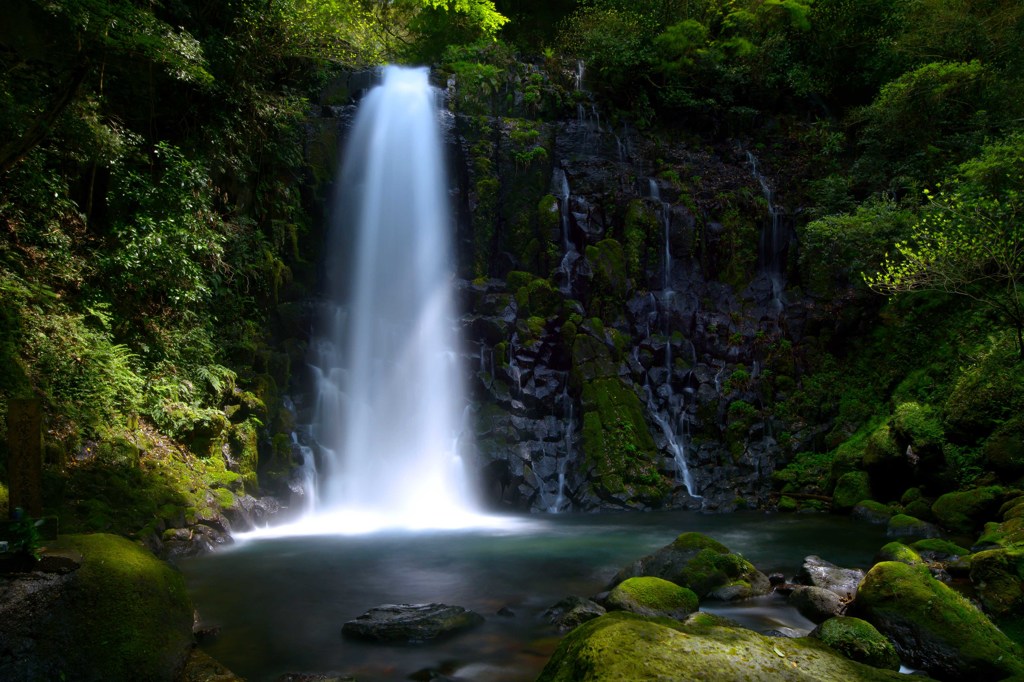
[866, 133, 1024, 356]
[773, 451, 833, 494]
[6, 508, 45, 560]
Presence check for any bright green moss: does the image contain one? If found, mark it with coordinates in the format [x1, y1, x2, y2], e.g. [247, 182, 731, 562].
[815, 616, 900, 670]
[45, 534, 194, 680]
[833, 471, 872, 512]
[857, 561, 1024, 679]
[875, 541, 923, 565]
[910, 538, 969, 556]
[932, 486, 1007, 534]
[606, 577, 698, 617]
[670, 532, 730, 553]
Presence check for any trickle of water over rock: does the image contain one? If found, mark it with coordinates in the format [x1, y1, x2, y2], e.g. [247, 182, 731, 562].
[303, 66, 480, 532]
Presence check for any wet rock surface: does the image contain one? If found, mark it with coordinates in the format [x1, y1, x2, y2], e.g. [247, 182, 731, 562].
[341, 603, 484, 642]
[796, 555, 865, 600]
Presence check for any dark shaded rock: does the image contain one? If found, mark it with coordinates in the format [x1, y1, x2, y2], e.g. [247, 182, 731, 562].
[796, 556, 865, 600]
[497, 606, 516, 618]
[544, 595, 606, 631]
[851, 501, 892, 525]
[276, 675, 356, 682]
[341, 603, 483, 642]
[789, 586, 843, 624]
[611, 531, 771, 600]
[811, 616, 900, 671]
[854, 561, 1024, 680]
[179, 649, 244, 682]
[886, 514, 942, 540]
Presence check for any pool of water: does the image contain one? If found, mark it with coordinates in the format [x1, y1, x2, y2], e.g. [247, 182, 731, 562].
[179, 510, 888, 681]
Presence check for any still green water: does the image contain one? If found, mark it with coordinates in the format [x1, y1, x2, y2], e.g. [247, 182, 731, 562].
[179, 511, 887, 681]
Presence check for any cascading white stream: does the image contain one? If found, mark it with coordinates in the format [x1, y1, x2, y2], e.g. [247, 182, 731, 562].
[249, 66, 514, 537]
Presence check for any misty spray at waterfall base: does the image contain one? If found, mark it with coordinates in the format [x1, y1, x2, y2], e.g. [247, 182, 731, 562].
[258, 66, 507, 536]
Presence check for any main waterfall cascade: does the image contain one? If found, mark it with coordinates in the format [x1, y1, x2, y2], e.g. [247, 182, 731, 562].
[294, 66, 489, 533]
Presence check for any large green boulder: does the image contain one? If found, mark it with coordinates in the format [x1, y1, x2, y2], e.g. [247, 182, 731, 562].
[931, 486, 1008, 535]
[811, 616, 901, 671]
[537, 611, 912, 682]
[874, 541, 924, 566]
[0, 533, 194, 681]
[604, 576, 698, 619]
[970, 547, 1024, 620]
[854, 561, 1024, 680]
[611, 532, 771, 600]
[833, 471, 873, 513]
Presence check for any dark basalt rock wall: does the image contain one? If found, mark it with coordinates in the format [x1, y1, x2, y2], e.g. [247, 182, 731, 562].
[301, 67, 836, 514]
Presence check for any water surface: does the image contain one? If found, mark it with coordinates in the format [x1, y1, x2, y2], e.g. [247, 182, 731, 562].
[180, 511, 887, 681]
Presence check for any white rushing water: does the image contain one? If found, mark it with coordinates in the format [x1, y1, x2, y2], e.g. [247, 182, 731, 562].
[264, 66, 503, 536]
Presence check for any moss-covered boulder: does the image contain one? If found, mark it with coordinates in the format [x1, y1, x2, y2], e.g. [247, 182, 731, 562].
[970, 547, 1024, 620]
[536, 611, 911, 682]
[851, 500, 892, 525]
[604, 577, 698, 619]
[0, 533, 193, 681]
[833, 471, 873, 513]
[854, 561, 1024, 680]
[874, 541, 924, 565]
[612, 532, 771, 600]
[986, 416, 1024, 476]
[811, 616, 901, 671]
[931, 486, 1009, 535]
[910, 538, 969, 560]
[886, 514, 941, 540]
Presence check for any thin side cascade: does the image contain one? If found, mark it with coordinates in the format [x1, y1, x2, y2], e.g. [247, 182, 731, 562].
[298, 66, 487, 533]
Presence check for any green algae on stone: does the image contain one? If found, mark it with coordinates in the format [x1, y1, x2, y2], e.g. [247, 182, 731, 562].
[46, 534, 193, 681]
[970, 547, 1024, 620]
[855, 560, 1024, 680]
[932, 486, 1009, 534]
[833, 471, 873, 513]
[605, 576, 698, 619]
[813, 616, 901, 671]
[613, 532, 770, 600]
[537, 611, 911, 682]
[874, 541, 923, 565]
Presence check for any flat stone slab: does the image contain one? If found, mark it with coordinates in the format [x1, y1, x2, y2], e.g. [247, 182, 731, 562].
[341, 603, 483, 643]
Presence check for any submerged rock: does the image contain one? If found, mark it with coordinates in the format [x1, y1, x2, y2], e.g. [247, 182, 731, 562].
[341, 603, 484, 642]
[795, 555, 864, 600]
[611, 531, 770, 600]
[544, 596, 606, 631]
[854, 561, 1024, 680]
[604, 577, 698, 619]
[536, 611, 912, 681]
[811, 616, 900, 671]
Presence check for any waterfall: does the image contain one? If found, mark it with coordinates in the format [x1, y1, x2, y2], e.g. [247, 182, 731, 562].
[745, 151, 788, 312]
[303, 66, 481, 532]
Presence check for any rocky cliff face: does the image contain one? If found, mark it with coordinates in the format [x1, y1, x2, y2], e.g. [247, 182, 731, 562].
[302, 66, 830, 514]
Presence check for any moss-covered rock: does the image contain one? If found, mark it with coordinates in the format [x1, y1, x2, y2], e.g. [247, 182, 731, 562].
[833, 471, 872, 513]
[874, 541, 924, 565]
[970, 547, 1024, 620]
[605, 576, 698, 619]
[931, 486, 1008, 535]
[886, 514, 941, 540]
[612, 532, 771, 600]
[0, 533, 193, 681]
[910, 538, 969, 559]
[986, 415, 1024, 477]
[580, 377, 669, 503]
[854, 561, 1024, 680]
[812, 616, 901, 671]
[851, 500, 893, 525]
[537, 611, 910, 682]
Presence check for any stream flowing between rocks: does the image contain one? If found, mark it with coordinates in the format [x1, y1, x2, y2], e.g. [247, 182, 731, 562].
[180, 511, 888, 681]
